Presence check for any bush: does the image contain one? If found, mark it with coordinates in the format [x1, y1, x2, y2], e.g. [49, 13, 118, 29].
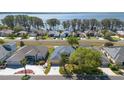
[13, 25, 24, 32]
[0, 39, 5, 44]
[8, 34, 16, 39]
[114, 71, 123, 75]
[59, 64, 78, 75]
[21, 75, 31, 80]
[44, 61, 51, 75]
[59, 67, 66, 74]
[21, 34, 29, 39]
[104, 42, 113, 47]
[108, 63, 119, 71]
[0, 61, 5, 65]
[36, 61, 45, 65]
[20, 41, 25, 47]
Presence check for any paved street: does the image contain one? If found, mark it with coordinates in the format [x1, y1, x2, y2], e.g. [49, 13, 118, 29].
[0, 75, 111, 80]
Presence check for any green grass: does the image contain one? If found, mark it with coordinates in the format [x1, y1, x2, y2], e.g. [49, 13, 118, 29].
[111, 37, 120, 41]
[113, 70, 123, 75]
[89, 37, 97, 40]
[3, 38, 124, 47]
[108, 63, 123, 75]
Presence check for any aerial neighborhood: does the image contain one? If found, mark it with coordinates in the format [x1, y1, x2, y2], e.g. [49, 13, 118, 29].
[1, 13, 124, 80]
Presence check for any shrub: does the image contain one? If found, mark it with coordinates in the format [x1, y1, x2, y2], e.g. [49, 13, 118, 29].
[44, 61, 51, 75]
[0, 39, 5, 44]
[21, 75, 31, 80]
[0, 61, 5, 65]
[59, 67, 66, 74]
[20, 41, 25, 47]
[36, 61, 45, 65]
[8, 34, 16, 39]
[108, 63, 119, 71]
[104, 42, 113, 47]
[21, 34, 29, 39]
[114, 71, 123, 75]
[59, 64, 78, 75]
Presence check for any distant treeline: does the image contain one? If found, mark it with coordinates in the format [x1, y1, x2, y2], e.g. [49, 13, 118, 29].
[0, 15, 124, 32]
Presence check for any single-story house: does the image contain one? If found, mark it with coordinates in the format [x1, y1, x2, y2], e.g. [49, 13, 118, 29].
[0, 30, 14, 36]
[117, 31, 124, 37]
[18, 31, 28, 36]
[50, 46, 75, 66]
[3, 42, 16, 52]
[6, 46, 48, 66]
[60, 31, 71, 38]
[35, 30, 47, 36]
[101, 46, 124, 65]
[0, 42, 16, 61]
[48, 31, 60, 38]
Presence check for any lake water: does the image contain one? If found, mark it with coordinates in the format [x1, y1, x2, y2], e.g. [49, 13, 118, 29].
[0, 12, 124, 21]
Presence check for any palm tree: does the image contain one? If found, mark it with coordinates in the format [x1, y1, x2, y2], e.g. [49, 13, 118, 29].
[20, 58, 28, 76]
[71, 19, 78, 32]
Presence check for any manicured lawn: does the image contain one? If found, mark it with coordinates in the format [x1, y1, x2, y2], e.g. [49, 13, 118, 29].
[3, 39, 124, 47]
[89, 37, 97, 40]
[111, 37, 120, 41]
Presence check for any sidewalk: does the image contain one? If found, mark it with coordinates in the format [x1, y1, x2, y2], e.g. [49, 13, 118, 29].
[99, 67, 119, 76]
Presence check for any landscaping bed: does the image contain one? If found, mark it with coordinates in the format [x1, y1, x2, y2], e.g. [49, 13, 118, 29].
[21, 75, 31, 80]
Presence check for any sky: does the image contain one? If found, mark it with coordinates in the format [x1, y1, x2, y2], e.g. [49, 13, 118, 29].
[0, 12, 124, 21]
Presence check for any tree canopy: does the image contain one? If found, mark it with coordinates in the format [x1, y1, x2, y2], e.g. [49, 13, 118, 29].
[67, 36, 79, 49]
[69, 47, 102, 75]
[2, 15, 44, 31]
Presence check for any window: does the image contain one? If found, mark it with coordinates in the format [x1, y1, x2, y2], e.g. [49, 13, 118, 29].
[122, 62, 124, 66]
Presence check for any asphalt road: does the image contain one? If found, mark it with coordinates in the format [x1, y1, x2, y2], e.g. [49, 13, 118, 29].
[0, 75, 112, 80]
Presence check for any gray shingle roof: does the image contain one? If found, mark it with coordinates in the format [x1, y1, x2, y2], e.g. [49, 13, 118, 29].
[50, 46, 75, 63]
[103, 46, 124, 63]
[0, 46, 10, 60]
[6, 46, 48, 62]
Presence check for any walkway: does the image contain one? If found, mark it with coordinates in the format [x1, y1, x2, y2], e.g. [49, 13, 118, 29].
[99, 67, 118, 76]
[48, 67, 61, 75]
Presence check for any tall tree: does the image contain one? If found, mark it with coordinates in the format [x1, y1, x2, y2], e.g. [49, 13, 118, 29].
[69, 47, 102, 75]
[89, 19, 99, 30]
[71, 19, 78, 31]
[62, 20, 71, 30]
[67, 36, 79, 49]
[47, 18, 60, 30]
[1, 15, 15, 29]
[101, 19, 111, 30]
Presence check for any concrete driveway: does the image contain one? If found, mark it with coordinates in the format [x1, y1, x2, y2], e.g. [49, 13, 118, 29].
[0, 65, 45, 75]
[48, 67, 61, 75]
